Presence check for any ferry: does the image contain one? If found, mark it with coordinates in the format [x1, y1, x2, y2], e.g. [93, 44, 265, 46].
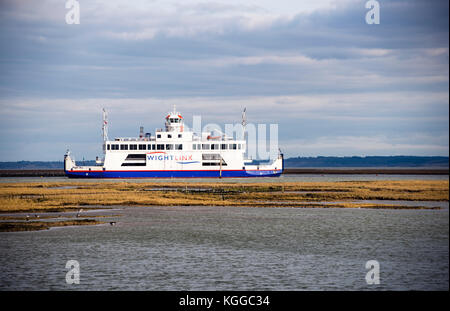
[64, 107, 283, 178]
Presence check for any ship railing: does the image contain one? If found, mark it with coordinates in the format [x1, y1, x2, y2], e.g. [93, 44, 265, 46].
[114, 137, 155, 141]
[71, 166, 104, 171]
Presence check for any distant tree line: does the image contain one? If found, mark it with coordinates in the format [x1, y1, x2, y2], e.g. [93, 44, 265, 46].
[0, 160, 96, 170]
[284, 156, 449, 168]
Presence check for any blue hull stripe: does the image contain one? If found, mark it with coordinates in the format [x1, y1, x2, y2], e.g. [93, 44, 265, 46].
[65, 170, 282, 178]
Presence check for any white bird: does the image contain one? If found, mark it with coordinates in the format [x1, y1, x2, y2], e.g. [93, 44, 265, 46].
[76, 209, 83, 217]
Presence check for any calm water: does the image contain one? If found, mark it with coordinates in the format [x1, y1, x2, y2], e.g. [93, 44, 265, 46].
[0, 174, 448, 183]
[0, 205, 448, 290]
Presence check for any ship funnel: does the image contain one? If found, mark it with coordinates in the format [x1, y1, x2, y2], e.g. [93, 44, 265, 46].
[139, 126, 144, 139]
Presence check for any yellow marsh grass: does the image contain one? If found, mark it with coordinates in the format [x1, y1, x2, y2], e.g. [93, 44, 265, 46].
[0, 180, 447, 212]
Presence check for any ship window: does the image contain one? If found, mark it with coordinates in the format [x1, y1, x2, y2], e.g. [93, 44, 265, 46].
[166, 144, 173, 150]
[211, 144, 219, 150]
[147, 144, 152, 150]
[202, 154, 221, 160]
[175, 144, 183, 150]
[193, 144, 196, 150]
[230, 144, 237, 150]
[178, 134, 182, 138]
[168, 134, 172, 139]
[202, 144, 210, 150]
[157, 134, 161, 138]
[202, 162, 226, 166]
[130, 144, 137, 150]
[197, 144, 201, 150]
[120, 144, 128, 150]
[139, 144, 146, 150]
[121, 163, 146, 166]
[238, 144, 241, 150]
[107, 144, 110, 150]
[125, 154, 146, 159]
[157, 144, 164, 150]
[112, 144, 119, 150]
[221, 144, 227, 150]
[152, 144, 156, 150]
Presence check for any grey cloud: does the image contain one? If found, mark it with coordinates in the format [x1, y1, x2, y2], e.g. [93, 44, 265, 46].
[0, 0, 448, 159]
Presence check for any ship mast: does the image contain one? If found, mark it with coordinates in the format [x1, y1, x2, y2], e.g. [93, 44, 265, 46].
[241, 107, 247, 157]
[102, 108, 108, 142]
[241, 107, 247, 132]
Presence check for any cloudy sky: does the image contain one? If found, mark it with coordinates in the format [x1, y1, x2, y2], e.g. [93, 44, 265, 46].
[0, 0, 448, 161]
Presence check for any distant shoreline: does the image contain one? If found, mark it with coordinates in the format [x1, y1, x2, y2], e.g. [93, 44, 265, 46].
[0, 168, 448, 177]
[283, 168, 449, 175]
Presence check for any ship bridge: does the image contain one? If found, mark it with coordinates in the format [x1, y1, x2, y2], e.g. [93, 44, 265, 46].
[165, 107, 184, 132]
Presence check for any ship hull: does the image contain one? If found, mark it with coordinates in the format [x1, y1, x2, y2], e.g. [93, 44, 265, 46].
[65, 169, 282, 178]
